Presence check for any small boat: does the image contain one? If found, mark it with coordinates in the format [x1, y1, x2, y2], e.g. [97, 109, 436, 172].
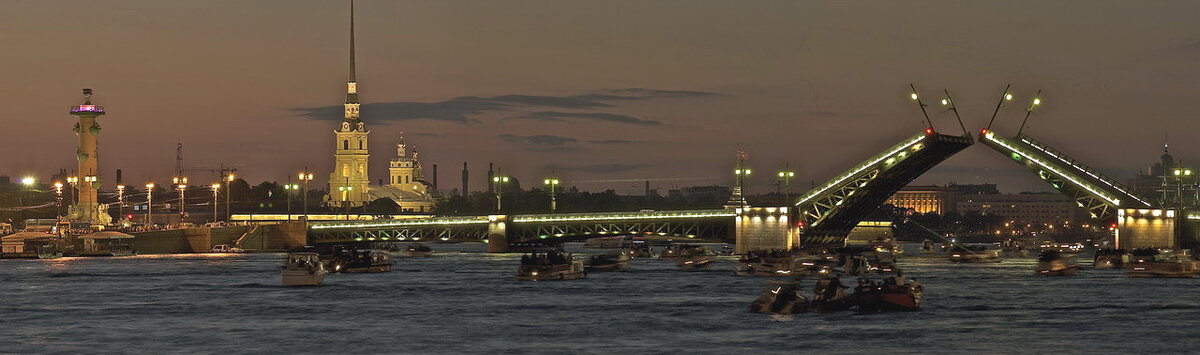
[326, 249, 393, 273]
[1093, 248, 1128, 269]
[748, 280, 810, 315]
[1127, 249, 1199, 278]
[282, 252, 327, 286]
[1035, 249, 1079, 276]
[920, 240, 938, 254]
[851, 275, 923, 312]
[517, 250, 586, 281]
[586, 252, 630, 271]
[736, 249, 795, 276]
[404, 243, 433, 257]
[948, 245, 1002, 263]
[211, 244, 248, 253]
[622, 243, 655, 258]
[810, 275, 853, 312]
[678, 256, 714, 271]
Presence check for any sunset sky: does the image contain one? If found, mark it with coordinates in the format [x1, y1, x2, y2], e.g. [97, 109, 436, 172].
[4, 0, 1199, 194]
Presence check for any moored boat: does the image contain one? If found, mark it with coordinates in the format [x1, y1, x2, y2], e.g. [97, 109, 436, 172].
[517, 250, 586, 281]
[282, 251, 327, 286]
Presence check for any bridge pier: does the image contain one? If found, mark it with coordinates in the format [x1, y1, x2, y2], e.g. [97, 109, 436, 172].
[734, 206, 797, 254]
[485, 215, 510, 253]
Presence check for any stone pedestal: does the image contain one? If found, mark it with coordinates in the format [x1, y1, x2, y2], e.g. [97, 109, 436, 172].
[734, 206, 797, 254]
[486, 215, 509, 253]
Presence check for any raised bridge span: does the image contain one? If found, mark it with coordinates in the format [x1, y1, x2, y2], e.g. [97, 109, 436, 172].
[306, 126, 1159, 252]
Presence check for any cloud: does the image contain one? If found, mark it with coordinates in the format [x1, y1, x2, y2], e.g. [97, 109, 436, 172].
[498, 134, 580, 152]
[560, 164, 650, 173]
[589, 139, 643, 144]
[606, 88, 716, 98]
[521, 111, 661, 125]
[292, 88, 714, 124]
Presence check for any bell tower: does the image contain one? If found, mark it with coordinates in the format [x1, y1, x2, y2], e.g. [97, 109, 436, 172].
[328, 0, 370, 207]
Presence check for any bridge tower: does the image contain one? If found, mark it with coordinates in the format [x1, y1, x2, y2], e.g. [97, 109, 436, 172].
[68, 89, 112, 225]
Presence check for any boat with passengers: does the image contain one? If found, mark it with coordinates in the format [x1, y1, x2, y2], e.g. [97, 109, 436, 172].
[586, 251, 631, 271]
[736, 249, 795, 276]
[1127, 248, 1199, 278]
[282, 251, 327, 286]
[324, 247, 393, 273]
[1035, 249, 1079, 276]
[517, 250, 586, 281]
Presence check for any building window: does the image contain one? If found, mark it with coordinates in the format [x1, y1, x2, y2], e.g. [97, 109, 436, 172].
[343, 140, 349, 150]
[359, 140, 363, 150]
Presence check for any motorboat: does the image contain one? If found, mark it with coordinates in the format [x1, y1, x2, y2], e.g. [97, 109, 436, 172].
[404, 243, 433, 257]
[736, 249, 795, 276]
[1093, 248, 1128, 269]
[1128, 249, 1199, 278]
[748, 280, 810, 315]
[851, 275, 923, 312]
[325, 249, 393, 273]
[1035, 249, 1079, 276]
[282, 252, 327, 286]
[810, 274, 853, 312]
[517, 250, 586, 281]
[211, 244, 248, 253]
[658, 244, 715, 260]
[948, 245, 1002, 263]
[678, 256, 714, 271]
[622, 243, 655, 258]
[586, 251, 631, 271]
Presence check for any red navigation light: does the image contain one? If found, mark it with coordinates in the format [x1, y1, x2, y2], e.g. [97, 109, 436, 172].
[924, 127, 934, 135]
[980, 128, 989, 135]
[796, 221, 806, 227]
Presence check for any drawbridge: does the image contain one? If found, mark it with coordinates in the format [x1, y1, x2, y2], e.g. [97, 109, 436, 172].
[978, 129, 1154, 220]
[793, 129, 974, 245]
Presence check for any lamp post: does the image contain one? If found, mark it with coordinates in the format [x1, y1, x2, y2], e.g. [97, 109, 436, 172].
[492, 174, 509, 212]
[1173, 168, 1192, 208]
[19, 177, 35, 207]
[210, 183, 221, 224]
[298, 170, 314, 220]
[116, 184, 126, 222]
[544, 178, 560, 213]
[145, 183, 155, 227]
[284, 183, 300, 221]
[53, 182, 64, 218]
[338, 185, 353, 220]
[173, 177, 188, 225]
[777, 168, 795, 203]
[67, 176, 79, 206]
[224, 173, 235, 222]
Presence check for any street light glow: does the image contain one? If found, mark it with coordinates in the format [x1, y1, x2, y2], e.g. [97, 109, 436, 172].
[1005, 93, 1014, 101]
[21, 177, 35, 186]
[910, 92, 918, 100]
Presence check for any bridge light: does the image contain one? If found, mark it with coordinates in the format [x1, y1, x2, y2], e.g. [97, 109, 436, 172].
[1032, 98, 1041, 106]
[940, 98, 949, 106]
[910, 92, 918, 101]
[924, 127, 934, 135]
[980, 128, 988, 135]
[1005, 93, 1013, 101]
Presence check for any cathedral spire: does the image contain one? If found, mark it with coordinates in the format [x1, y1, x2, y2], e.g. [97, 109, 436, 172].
[345, 0, 359, 107]
[349, 0, 356, 83]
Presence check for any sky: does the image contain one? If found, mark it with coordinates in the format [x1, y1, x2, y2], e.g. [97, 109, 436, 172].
[3, 0, 1200, 195]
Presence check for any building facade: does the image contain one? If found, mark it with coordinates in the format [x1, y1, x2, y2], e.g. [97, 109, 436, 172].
[956, 193, 1084, 226]
[368, 137, 435, 212]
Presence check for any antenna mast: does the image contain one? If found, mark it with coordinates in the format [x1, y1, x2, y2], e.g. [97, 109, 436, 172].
[909, 84, 935, 131]
[1015, 89, 1043, 136]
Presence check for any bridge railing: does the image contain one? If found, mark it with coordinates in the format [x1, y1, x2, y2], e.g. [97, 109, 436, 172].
[511, 209, 734, 223]
[309, 216, 490, 231]
[793, 132, 929, 207]
[982, 130, 1124, 207]
[1015, 134, 1153, 208]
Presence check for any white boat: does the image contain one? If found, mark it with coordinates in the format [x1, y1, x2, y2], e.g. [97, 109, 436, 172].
[679, 256, 714, 271]
[517, 251, 587, 281]
[282, 252, 327, 286]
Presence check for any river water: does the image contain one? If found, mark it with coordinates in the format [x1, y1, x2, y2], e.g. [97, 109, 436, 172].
[2, 243, 1199, 353]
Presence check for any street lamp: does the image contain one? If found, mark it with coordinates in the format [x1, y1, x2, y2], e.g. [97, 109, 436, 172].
[492, 174, 510, 212]
[210, 183, 221, 224]
[116, 184, 126, 222]
[173, 176, 188, 223]
[284, 183, 300, 221]
[777, 168, 795, 202]
[544, 178, 560, 213]
[224, 173, 236, 222]
[298, 170, 314, 220]
[66, 176, 79, 205]
[145, 183, 155, 227]
[338, 185, 354, 220]
[19, 177, 35, 207]
[53, 182, 64, 218]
